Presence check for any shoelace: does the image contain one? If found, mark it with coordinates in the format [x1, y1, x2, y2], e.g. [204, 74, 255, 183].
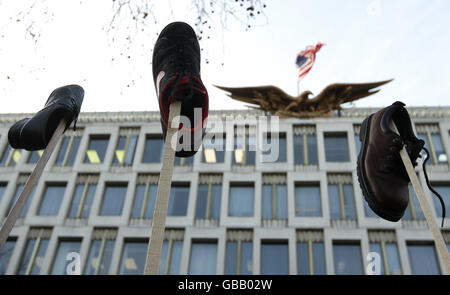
[383, 138, 404, 172]
[421, 147, 446, 227]
[168, 45, 195, 101]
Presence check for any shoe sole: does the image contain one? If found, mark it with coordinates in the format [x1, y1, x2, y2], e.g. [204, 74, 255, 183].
[357, 114, 403, 222]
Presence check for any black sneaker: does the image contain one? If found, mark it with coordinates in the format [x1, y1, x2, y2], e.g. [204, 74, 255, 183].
[152, 21, 209, 158]
[8, 85, 84, 151]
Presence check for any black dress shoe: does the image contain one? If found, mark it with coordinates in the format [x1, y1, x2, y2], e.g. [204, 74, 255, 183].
[357, 101, 424, 221]
[8, 85, 84, 151]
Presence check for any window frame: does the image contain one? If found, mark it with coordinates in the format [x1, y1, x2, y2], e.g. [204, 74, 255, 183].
[327, 174, 357, 221]
[99, 183, 128, 216]
[54, 129, 83, 167]
[296, 231, 326, 275]
[195, 175, 222, 220]
[293, 125, 318, 166]
[142, 134, 164, 163]
[17, 228, 52, 275]
[225, 230, 253, 275]
[83, 134, 110, 164]
[84, 229, 117, 275]
[112, 128, 139, 167]
[67, 175, 98, 219]
[324, 132, 350, 162]
[228, 183, 255, 217]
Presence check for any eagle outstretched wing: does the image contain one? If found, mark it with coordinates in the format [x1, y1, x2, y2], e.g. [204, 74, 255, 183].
[215, 79, 392, 118]
[213, 85, 295, 113]
[303, 79, 393, 112]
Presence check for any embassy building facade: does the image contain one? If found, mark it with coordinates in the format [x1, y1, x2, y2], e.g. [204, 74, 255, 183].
[0, 107, 449, 275]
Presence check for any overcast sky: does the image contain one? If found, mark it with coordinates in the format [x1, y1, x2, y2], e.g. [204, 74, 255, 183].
[0, 0, 449, 114]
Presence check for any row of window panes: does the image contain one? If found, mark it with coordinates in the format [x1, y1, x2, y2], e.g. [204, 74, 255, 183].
[1, 128, 448, 167]
[1, 234, 446, 275]
[1, 180, 447, 221]
[2, 123, 450, 167]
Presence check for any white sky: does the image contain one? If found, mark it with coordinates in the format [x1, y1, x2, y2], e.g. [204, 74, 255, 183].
[0, 0, 449, 114]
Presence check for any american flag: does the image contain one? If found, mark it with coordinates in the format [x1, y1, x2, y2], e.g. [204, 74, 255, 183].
[296, 42, 324, 81]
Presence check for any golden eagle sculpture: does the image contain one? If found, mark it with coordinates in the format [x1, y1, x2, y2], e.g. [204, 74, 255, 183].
[215, 79, 392, 118]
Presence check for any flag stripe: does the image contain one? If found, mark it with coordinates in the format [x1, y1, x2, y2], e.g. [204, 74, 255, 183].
[296, 43, 323, 81]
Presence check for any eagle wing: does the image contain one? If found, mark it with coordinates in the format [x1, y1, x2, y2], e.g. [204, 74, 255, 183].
[215, 79, 392, 118]
[213, 85, 295, 113]
[302, 79, 393, 112]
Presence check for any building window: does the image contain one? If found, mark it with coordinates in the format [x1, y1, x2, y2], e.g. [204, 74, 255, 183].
[55, 129, 82, 166]
[368, 231, 402, 275]
[195, 175, 222, 220]
[262, 133, 286, 163]
[262, 174, 287, 219]
[444, 232, 450, 253]
[17, 228, 52, 275]
[174, 155, 193, 166]
[228, 183, 254, 217]
[119, 236, 182, 275]
[0, 182, 7, 203]
[38, 183, 66, 216]
[293, 125, 318, 165]
[68, 175, 98, 219]
[142, 135, 163, 163]
[7, 174, 36, 218]
[189, 240, 218, 275]
[297, 231, 326, 275]
[27, 150, 43, 164]
[403, 184, 425, 220]
[431, 184, 450, 219]
[112, 128, 139, 166]
[353, 125, 362, 157]
[324, 132, 349, 162]
[295, 183, 322, 217]
[328, 174, 357, 220]
[159, 229, 184, 275]
[85, 229, 116, 275]
[99, 183, 128, 216]
[233, 126, 256, 166]
[363, 200, 379, 218]
[119, 240, 148, 275]
[0, 238, 16, 275]
[51, 239, 82, 275]
[168, 183, 190, 216]
[131, 174, 158, 219]
[333, 242, 363, 275]
[261, 241, 289, 275]
[416, 124, 447, 164]
[407, 243, 440, 275]
[0, 144, 21, 167]
[202, 134, 225, 163]
[225, 230, 253, 275]
[84, 135, 110, 164]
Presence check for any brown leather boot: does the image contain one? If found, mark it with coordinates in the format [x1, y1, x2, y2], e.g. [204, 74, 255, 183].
[357, 101, 424, 221]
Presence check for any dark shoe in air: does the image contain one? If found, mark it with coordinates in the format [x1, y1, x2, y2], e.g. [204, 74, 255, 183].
[8, 85, 84, 151]
[152, 21, 209, 158]
[357, 101, 424, 221]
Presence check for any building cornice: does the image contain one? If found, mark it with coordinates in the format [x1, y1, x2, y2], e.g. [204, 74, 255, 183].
[1, 106, 450, 124]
